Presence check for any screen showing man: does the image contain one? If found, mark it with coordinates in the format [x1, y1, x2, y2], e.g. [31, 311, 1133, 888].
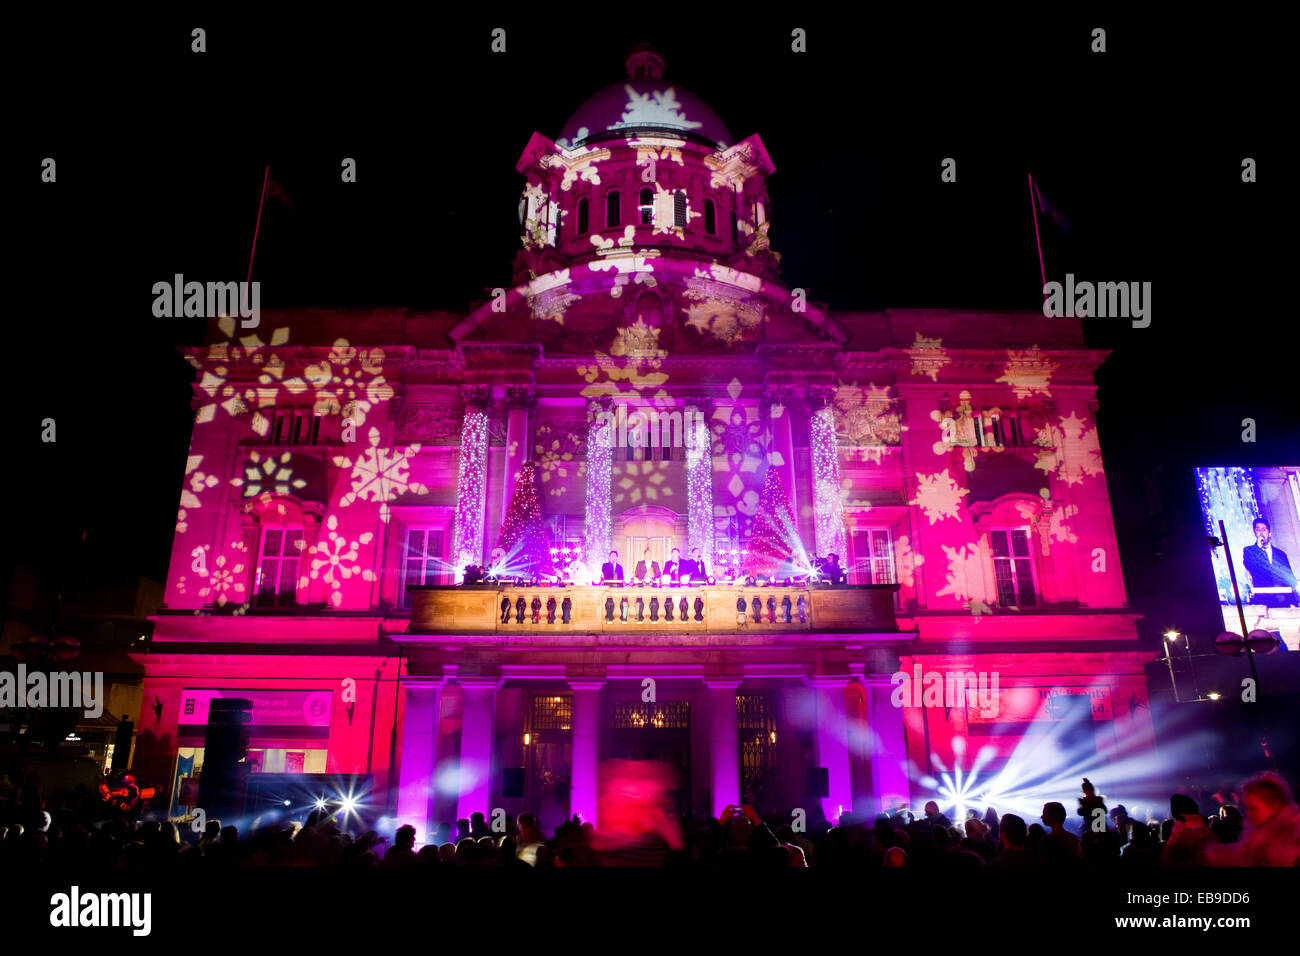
[1194, 466, 1300, 651]
[1243, 518, 1299, 608]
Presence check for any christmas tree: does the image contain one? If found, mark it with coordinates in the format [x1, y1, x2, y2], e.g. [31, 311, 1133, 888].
[494, 461, 557, 579]
[741, 466, 801, 578]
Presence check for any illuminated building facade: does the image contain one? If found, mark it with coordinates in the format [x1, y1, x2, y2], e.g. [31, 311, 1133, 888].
[137, 48, 1157, 840]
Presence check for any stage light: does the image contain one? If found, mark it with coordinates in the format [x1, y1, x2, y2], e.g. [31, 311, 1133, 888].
[283, 800, 291, 807]
[1164, 630, 1180, 642]
[1207, 692, 1221, 700]
[523, 733, 531, 745]
[315, 797, 327, 809]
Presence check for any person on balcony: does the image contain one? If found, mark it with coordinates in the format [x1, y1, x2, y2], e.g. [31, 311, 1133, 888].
[633, 547, 661, 584]
[683, 547, 709, 583]
[663, 548, 683, 584]
[601, 550, 624, 584]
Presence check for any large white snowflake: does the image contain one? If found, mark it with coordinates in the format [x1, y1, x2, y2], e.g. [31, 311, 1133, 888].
[190, 316, 293, 430]
[907, 332, 951, 382]
[936, 542, 989, 606]
[177, 455, 220, 534]
[1047, 503, 1080, 543]
[1034, 412, 1103, 485]
[910, 469, 970, 524]
[332, 427, 428, 523]
[996, 348, 1057, 399]
[302, 514, 377, 607]
[283, 339, 394, 425]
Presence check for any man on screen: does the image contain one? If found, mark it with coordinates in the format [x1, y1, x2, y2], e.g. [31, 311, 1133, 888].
[1243, 518, 1299, 607]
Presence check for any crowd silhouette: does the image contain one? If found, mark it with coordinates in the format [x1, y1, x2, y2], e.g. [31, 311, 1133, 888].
[3, 770, 1299, 869]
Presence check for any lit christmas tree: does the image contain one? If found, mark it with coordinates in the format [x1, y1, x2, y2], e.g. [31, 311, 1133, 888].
[494, 461, 557, 579]
[741, 466, 802, 578]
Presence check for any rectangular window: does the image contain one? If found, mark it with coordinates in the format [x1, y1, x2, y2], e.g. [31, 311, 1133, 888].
[851, 529, 896, 585]
[990, 528, 1037, 607]
[402, 528, 445, 608]
[256, 527, 302, 607]
[270, 409, 320, 445]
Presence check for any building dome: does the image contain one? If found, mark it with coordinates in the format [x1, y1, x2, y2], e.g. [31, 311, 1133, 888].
[556, 47, 733, 150]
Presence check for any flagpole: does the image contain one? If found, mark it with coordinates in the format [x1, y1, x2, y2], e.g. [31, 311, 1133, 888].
[245, 166, 271, 307]
[1028, 173, 1046, 293]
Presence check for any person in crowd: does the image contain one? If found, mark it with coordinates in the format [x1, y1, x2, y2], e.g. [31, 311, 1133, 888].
[383, 824, 418, 866]
[1207, 772, 1300, 866]
[1163, 793, 1215, 866]
[1038, 802, 1081, 867]
[990, 814, 1040, 868]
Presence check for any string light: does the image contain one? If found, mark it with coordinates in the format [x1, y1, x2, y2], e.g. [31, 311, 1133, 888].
[451, 404, 488, 583]
[810, 403, 848, 563]
[686, 403, 714, 569]
[585, 405, 612, 577]
[494, 461, 557, 579]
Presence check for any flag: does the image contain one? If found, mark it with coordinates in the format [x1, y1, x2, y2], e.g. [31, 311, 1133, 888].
[1033, 179, 1070, 235]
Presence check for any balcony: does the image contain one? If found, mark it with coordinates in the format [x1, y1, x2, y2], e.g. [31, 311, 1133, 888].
[407, 583, 899, 637]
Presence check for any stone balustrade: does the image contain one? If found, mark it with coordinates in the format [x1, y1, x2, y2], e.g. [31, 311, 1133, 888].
[407, 583, 898, 635]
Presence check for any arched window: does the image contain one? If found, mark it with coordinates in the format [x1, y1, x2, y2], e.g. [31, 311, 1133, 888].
[576, 197, 589, 236]
[606, 190, 621, 228]
[704, 198, 716, 235]
[639, 188, 654, 225]
[673, 190, 687, 228]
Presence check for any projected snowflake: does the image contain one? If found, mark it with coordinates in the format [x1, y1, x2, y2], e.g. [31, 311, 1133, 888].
[333, 426, 428, 523]
[894, 534, 925, 590]
[907, 332, 951, 382]
[197, 542, 249, 607]
[190, 316, 293, 432]
[303, 514, 377, 608]
[232, 450, 306, 498]
[910, 470, 970, 524]
[935, 543, 992, 613]
[285, 339, 394, 425]
[996, 348, 1057, 399]
[177, 455, 220, 534]
[1034, 412, 1103, 485]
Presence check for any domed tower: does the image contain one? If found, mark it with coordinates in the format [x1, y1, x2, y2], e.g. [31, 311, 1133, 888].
[511, 46, 784, 293]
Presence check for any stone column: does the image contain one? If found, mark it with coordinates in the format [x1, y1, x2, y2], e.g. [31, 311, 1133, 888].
[568, 679, 605, 828]
[686, 397, 716, 567]
[866, 679, 912, 813]
[395, 677, 443, 847]
[805, 675, 853, 824]
[451, 384, 491, 581]
[455, 676, 502, 823]
[704, 679, 741, 817]
[501, 385, 536, 524]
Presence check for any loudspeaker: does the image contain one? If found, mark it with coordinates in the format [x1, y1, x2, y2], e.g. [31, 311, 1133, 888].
[807, 767, 829, 799]
[503, 767, 525, 797]
[196, 698, 253, 823]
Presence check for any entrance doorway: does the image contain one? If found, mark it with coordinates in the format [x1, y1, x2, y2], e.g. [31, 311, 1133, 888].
[610, 700, 690, 816]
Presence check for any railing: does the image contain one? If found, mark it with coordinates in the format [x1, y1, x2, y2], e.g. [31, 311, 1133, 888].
[407, 583, 899, 635]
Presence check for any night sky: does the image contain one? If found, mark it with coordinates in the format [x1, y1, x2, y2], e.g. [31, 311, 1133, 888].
[10, 11, 1294, 648]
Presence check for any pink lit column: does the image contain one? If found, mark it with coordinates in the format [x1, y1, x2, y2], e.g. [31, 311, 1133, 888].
[705, 679, 741, 817]
[568, 679, 604, 828]
[501, 385, 535, 526]
[451, 384, 491, 581]
[866, 679, 911, 812]
[395, 677, 443, 846]
[456, 677, 502, 822]
[806, 676, 853, 824]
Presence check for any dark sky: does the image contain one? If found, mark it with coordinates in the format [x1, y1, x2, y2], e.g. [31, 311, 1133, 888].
[10, 11, 1295, 645]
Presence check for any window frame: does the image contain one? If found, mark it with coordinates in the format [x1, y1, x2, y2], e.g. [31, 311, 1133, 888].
[989, 526, 1039, 608]
[254, 524, 304, 608]
[401, 527, 447, 609]
[606, 190, 621, 229]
